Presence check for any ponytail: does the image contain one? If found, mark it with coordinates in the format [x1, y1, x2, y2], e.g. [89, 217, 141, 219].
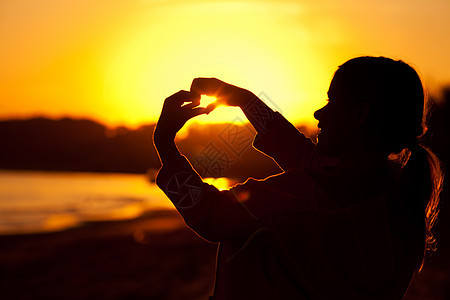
[395, 144, 444, 270]
[418, 146, 443, 253]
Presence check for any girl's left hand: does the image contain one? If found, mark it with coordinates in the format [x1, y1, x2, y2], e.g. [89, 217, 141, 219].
[154, 90, 213, 145]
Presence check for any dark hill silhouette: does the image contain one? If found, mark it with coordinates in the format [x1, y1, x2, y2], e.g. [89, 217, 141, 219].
[0, 117, 159, 174]
[0, 117, 316, 180]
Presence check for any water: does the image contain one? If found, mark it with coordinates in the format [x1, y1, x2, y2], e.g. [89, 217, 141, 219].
[0, 170, 174, 235]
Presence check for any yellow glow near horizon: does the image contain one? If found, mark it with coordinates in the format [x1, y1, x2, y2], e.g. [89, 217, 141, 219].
[203, 177, 234, 191]
[101, 1, 332, 128]
[1, 0, 450, 128]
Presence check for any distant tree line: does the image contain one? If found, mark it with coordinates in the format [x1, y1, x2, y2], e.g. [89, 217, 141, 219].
[0, 118, 160, 174]
[0, 117, 291, 180]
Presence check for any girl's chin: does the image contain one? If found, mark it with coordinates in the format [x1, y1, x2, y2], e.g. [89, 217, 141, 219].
[315, 136, 335, 156]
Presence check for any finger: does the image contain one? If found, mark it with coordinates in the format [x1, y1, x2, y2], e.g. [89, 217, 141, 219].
[181, 101, 200, 110]
[165, 90, 190, 106]
[205, 103, 217, 114]
[190, 90, 201, 106]
[185, 107, 209, 120]
[165, 90, 200, 107]
[190, 77, 224, 97]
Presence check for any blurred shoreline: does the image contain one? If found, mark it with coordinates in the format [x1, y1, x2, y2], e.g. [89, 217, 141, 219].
[0, 210, 218, 300]
[1, 208, 449, 299]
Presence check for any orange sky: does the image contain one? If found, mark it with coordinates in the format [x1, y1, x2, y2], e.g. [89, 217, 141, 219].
[1, 0, 450, 128]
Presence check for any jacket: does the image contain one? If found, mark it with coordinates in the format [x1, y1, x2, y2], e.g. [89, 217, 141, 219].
[156, 113, 421, 299]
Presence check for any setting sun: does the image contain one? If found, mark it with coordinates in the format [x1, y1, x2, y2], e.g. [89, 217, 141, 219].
[199, 95, 218, 108]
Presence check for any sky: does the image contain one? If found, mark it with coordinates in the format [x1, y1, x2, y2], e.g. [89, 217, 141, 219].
[1, 0, 450, 128]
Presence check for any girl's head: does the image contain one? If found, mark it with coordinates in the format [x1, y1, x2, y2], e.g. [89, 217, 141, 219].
[315, 56, 443, 266]
[314, 56, 426, 157]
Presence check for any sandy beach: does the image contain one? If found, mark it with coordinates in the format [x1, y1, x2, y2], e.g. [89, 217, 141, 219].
[1, 209, 449, 300]
[0, 210, 218, 300]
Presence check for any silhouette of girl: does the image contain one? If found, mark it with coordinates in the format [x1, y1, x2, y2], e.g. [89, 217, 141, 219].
[153, 56, 443, 299]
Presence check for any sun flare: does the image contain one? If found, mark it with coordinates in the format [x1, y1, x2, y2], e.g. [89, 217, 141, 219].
[200, 95, 218, 108]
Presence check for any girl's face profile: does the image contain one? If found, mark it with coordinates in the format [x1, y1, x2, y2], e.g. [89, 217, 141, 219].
[314, 73, 356, 157]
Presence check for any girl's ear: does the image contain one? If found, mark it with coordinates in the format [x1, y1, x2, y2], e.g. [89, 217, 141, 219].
[354, 102, 371, 128]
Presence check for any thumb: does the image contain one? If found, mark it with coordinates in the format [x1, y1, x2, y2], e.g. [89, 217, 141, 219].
[185, 107, 209, 120]
[205, 103, 217, 114]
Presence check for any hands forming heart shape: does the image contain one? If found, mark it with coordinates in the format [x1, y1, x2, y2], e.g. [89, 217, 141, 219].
[190, 77, 255, 109]
[154, 78, 256, 142]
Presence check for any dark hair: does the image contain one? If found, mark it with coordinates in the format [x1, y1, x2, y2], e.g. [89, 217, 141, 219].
[336, 56, 443, 267]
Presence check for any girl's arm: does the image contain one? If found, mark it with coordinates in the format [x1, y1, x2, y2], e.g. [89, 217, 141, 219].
[191, 78, 320, 171]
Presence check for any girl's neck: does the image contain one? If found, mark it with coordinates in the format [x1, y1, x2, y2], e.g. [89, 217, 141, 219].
[338, 146, 388, 176]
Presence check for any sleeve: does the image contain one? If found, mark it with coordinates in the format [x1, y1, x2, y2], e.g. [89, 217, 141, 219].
[156, 152, 320, 242]
[252, 112, 317, 171]
[228, 169, 318, 219]
[156, 154, 261, 242]
[253, 112, 339, 172]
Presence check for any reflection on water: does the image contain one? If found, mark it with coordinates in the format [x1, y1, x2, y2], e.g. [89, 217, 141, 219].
[0, 171, 234, 235]
[203, 177, 235, 190]
[0, 170, 171, 234]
